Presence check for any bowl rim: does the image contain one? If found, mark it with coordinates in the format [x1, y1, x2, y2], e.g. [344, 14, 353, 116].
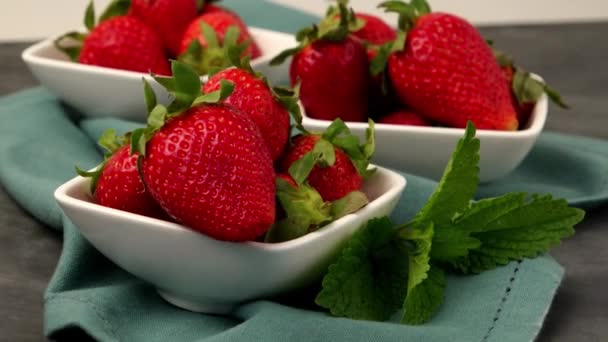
[54, 164, 407, 251]
[302, 84, 548, 139]
[21, 26, 288, 81]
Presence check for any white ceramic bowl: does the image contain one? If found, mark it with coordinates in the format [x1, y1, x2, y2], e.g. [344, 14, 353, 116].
[303, 93, 548, 183]
[54, 166, 406, 313]
[22, 27, 294, 121]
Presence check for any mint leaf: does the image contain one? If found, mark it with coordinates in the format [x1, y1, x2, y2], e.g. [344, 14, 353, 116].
[410, 121, 479, 229]
[401, 265, 445, 325]
[315, 217, 408, 321]
[449, 194, 585, 274]
[430, 193, 527, 262]
[400, 223, 433, 292]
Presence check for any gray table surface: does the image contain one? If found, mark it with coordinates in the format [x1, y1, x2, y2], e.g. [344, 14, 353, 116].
[1, 22, 607, 341]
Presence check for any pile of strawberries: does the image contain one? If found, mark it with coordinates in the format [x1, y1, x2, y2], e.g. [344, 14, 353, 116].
[55, 0, 260, 76]
[79, 54, 375, 243]
[271, 0, 567, 131]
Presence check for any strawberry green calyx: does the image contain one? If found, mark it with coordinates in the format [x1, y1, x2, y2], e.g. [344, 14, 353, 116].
[76, 128, 126, 193]
[494, 48, 569, 109]
[288, 118, 376, 186]
[130, 60, 235, 158]
[178, 24, 249, 75]
[272, 83, 306, 133]
[265, 176, 369, 243]
[269, 0, 363, 66]
[368, 0, 431, 74]
[54, 0, 131, 61]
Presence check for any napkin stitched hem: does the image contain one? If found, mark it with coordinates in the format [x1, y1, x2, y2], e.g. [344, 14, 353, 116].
[482, 260, 521, 341]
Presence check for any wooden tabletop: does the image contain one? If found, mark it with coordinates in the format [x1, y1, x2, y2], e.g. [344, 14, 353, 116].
[1, 22, 607, 341]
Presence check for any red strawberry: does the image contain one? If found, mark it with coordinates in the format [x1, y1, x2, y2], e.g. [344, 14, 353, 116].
[352, 13, 396, 47]
[128, 0, 198, 57]
[379, 1, 518, 130]
[277, 119, 374, 202]
[77, 131, 167, 219]
[133, 63, 276, 241]
[494, 47, 568, 129]
[203, 65, 291, 161]
[271, 2, 370, 122]
[279, 135, 361, 201]
[142, 104, 275, 241]
[55, 4, 171, 76]
[379, 110, 431, 126]
[179, 11, 261, 60]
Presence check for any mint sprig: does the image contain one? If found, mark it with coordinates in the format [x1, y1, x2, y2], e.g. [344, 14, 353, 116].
[315, 217, 409, 321]
[315, 121, 585, 324]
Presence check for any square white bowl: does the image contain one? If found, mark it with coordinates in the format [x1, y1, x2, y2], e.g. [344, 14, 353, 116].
[302, 93, 548, 183]
[54, 165, 406, 314]
[22, 26, 295, 121]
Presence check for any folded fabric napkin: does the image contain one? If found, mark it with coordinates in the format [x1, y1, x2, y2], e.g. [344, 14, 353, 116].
[2, 2, 608, 341]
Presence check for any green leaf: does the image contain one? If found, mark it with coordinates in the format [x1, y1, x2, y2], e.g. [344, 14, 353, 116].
[53, 31, 86, 62]
[411, 0, 432, 15]
[400, 223, 434, 292]
[192, 79, 235, 105]
[223, 25, 241, 51]
[370, 42, 393, 76]
[512, 69, 545, 104]
[200, 22, 219, 49]
[379, 1, 417, 32]
[97, 128, 121, 154]
[272, 83, 306, 133]
[147, 105, 167, 130]
[172, 60, 203, 100]
[363, 119, 376, 160]
[288, 151, 316, 186]
[330, 191, 369, 220]
[265, 178, 331, 243]
[99, 0, 131, 22]
[315, 217, 408, 321]
[449, 194, 585, 274]
[313, 139, 336, 167]
[543, 83, 570, 109]
[84, 0, 96, 31]
[142, 78, 157, 114]
[75, 163, 104, 194]
[130, 128, 147, 157]
[409, 121, 480, 230]
[431, 193, 527, 262]
[401, 265, 445, 325]
[270, 46, 302, 66]
[322, 118, 350, 142]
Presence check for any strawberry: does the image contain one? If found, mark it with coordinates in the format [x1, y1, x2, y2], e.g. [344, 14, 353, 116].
[178, 11, 261, 75]
[132, 61, 275, 242]
[377, 0, 518, 130]
[270, 1, 370, 122]
[76, 130, 167, 219]
[200, 2, 263, 58]
[55, 3, 170, 75]
[379, 110, 431, 126]
[351, 13, 397, 48]
[493, 47, 569, 128]
[128, 0, 198, 57]
[277, 119, 375, 202]
[203, 56, 296, 161]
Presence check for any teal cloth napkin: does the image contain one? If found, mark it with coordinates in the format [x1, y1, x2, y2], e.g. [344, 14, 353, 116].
[2, 2, 608, 341]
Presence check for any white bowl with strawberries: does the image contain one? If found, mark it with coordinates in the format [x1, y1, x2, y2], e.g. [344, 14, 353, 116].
[270, 0, 567, 182]
[54, 58, 407, 313]
[21, 0, 295, 121]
